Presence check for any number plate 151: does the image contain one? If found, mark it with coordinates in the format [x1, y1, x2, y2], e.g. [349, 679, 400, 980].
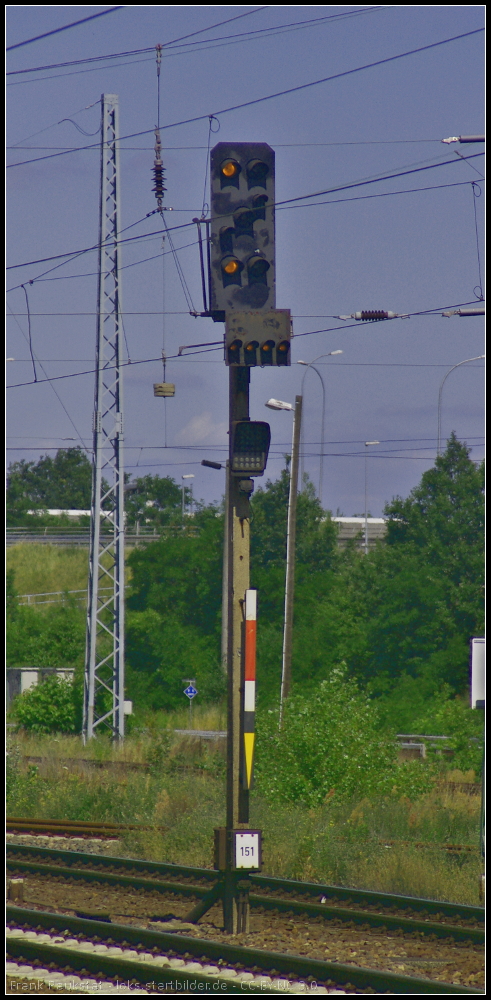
[234, 831, 261, 869]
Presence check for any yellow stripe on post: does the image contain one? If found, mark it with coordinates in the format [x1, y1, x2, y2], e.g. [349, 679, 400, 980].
[244, 732, 255, 790]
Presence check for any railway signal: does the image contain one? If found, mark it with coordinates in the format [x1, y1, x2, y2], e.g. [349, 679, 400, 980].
[230, 420, 271, 477]
[205, 140, 291, 935]
[210, 142, 275, 320]
[225, 310, 291, 367]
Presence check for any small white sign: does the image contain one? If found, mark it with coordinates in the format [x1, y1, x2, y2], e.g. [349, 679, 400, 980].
[235, 831, 260, 869]
[471, 637, 485, 708]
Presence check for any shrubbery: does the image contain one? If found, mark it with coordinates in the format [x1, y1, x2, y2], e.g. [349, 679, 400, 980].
[11, 675, 81, 734]
[255, 666, 435, 807]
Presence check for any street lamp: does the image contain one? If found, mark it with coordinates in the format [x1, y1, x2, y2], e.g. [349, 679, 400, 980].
[265, 395, 302, 726]
[181, 474, 194, 524]
[297, 351, 343, 503]
[437, 356, 485, 456]
[364, 442, 379, 555]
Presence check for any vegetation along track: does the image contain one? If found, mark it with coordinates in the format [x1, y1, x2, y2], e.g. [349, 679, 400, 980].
[7, 842, 484, 945]
[6, 905, 484, 994]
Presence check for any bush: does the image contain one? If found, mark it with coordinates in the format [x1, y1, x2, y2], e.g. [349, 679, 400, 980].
[412, 688, 484, 776]
[255, 666, 434, 806]
[12, 675, 80, 734]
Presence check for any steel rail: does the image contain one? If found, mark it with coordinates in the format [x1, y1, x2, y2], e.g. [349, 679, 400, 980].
[7, 842, 483, 925]
[7, 905, 484, 995]
[7, 817, 166, 837]
[6, 933, 279, 995]
[7, 850, 484, 944]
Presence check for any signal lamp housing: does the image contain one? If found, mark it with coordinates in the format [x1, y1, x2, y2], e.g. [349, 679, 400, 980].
[210, 142, 275, 316]
[231, 420, 271, 477]
[225, 310, 291, 367]
[220, 159, 241, 188]
[221, 256, 243, 287]
[246, 159, 269, 189]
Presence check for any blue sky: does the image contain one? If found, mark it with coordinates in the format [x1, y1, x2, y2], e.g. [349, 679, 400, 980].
[7, 5, 485, 516]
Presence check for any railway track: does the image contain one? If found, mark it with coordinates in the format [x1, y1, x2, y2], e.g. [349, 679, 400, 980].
[6, 904, 484, 994]
[7, 817, 167, 839]
[7, 814, 480, 853]
[7, 843, 484, 944]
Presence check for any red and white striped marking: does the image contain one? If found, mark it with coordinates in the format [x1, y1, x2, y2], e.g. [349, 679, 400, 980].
[243, 589, 257, 789]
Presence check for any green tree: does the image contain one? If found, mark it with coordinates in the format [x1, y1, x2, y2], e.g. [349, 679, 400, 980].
[124, 473, 184, 528]
[7, 448, 93, 524]
[125, 608, 224, 712]
[320, 436, 485, 708]
[125, 506, 224, 710]
[127, 506, 223, 638]
[251, 466, 337, 573]
[6, 600, 86, 670]
[384, 432, 484, 640]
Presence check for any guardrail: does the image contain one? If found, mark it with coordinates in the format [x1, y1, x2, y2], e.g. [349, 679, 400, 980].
[7, 525, 199, 547]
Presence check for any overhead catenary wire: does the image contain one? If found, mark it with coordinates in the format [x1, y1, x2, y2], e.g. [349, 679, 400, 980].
[7, 154, 484, 283]
[6, 303, 90, 454]
[6, 301, 485, 390]
[6, 8, 387, 76]
[6, 177, 483, 293]
[6, 7, 125, 51]
[471, 183, 484, 300]
[20, 285, 37, 382]
[7, 28, 484, 168]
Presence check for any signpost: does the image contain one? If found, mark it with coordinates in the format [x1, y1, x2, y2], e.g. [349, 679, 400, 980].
[183, 678, 197, 728]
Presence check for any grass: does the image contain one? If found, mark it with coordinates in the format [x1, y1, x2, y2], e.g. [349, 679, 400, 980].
[12, 704, 227, 761]
[7, 544, 133, 603]
[7, 731, 483, 906]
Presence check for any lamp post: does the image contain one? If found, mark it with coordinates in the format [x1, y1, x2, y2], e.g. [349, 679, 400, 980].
[364, 442, 379, 555]
[437, 355, 485, 455]
[265, 396, 302, 726]
[181, 474, 194, 524]
[297, 352, 342, 503]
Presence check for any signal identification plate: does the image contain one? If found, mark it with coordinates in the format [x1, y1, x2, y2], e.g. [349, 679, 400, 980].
[234, 830, 261, 869]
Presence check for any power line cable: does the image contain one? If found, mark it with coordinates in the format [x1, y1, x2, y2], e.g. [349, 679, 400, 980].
[7, 28, 483, 168]
[20, 285, 37, 382]
[9, 101, 100, 147]
[7, 55, 156, 88]
[6, 303, 90, 453]
[6, 7, 125, 51]
[279, 179, 482, 211]
[276, 153, 484, 208]
[6, 6, 270, 76]
[8, 435, 484, 450]
[7, 179, 482, 293]
[6, 7, 384, 76]
[6, 300, 485, 389]
[6, 213, 164, 290]
[471, 183, 484, 300]
[452, 148, 485, 180]
[7, 139, 445, 150]
[7, 155, 483, 278]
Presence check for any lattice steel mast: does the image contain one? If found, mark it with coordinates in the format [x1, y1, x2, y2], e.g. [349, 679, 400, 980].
[83, 94, 125, 742]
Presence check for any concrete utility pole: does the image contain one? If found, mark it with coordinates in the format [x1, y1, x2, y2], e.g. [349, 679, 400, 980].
[83, 94, 125, 743]
[225, 366, 252, 932]
[280, 396, 302, 726]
